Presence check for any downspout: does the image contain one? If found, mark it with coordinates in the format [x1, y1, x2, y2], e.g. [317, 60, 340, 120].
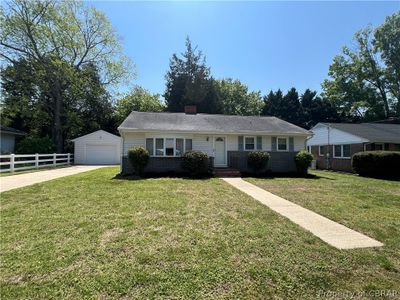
[327, 124, 331, 170]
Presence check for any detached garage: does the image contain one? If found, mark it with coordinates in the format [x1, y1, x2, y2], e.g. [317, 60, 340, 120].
[72, 130, 121, 165]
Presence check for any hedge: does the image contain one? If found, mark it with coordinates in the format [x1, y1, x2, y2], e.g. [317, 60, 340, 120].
[247, 151, 270, 173]
[128, 146, 150, 177]
[352, 151, 400, 178]
[294, 150, 313, 176]
[181, 151, 209, 177]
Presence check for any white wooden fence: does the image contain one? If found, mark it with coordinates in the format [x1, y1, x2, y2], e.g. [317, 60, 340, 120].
[0, 153, 73, 173]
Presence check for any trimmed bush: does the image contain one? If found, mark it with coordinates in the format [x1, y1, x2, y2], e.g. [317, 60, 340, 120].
[247, 151, 270, 173]
[294, 150, 313, 176]
[181, 151, 209, 177]
[352, 151, 400, 178]
[128, 146, 150, 177]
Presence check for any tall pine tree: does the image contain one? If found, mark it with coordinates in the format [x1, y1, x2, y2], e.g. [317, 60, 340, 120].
[164, 38, 220, 113]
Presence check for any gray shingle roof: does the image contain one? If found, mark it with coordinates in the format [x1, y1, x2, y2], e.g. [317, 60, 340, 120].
[0, 125, 26, 136]
[320, 123, 400, 143]
[119, 111, 310, 135]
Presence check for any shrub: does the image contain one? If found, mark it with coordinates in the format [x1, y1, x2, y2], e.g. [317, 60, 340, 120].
[294, 150, 313, 175]
[181, 151, 209, 177]
[128, 146, 150, 177]
[16, 136, 55, 154]
[352, 151, 400, 178]
[247, 151, 270, 173]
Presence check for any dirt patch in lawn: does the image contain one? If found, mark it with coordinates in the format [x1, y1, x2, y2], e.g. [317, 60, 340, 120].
[100, 228, 124, 247]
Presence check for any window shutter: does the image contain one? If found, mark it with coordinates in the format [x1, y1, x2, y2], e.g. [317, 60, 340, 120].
[271, 136, 277, 151]
[256, 136, 262, 150]
[289, 137, 294, 151]
[238, 136, 244, 151]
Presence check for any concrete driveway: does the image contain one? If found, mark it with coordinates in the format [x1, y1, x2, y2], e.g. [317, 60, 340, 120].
[0, 165, 108, 193]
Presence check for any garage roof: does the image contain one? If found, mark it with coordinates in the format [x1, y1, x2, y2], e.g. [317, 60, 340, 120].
[72, 130, 121, 142]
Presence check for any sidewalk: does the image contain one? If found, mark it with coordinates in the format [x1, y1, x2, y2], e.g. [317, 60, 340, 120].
[222, 177, 383, 250]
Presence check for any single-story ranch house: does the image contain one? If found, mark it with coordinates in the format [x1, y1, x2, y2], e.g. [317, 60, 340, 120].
[307, 122, 400, 172]
[118, 107, 311, 174]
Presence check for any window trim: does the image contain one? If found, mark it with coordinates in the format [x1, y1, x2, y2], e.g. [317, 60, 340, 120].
[244, 136, 256, 151]
[276, 136, 289, 152]
[318, 145, 325, 156]
[333, 144, 351, 159]
[147, 137, 192, 157]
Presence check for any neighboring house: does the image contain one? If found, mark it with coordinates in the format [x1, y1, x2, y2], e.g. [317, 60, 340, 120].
[307, 123, 400, 172]
[0, 125, 26, 153]
[118, 107, 311, 174]
[72, 130, 121, 165]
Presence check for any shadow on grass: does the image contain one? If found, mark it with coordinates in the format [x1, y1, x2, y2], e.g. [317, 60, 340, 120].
[112, 172, 212, 181]
[240, 172, 335, 180]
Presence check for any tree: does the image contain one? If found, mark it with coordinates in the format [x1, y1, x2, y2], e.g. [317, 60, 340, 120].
[164, 37, 220, 113]
[301, 89, 340, 128]
[262, 88, 304, 126]
[322, 12, 400, 121]
[214, 78, 263, 115]
[115, 86, 165, 123]
[0, 0, 132, 151]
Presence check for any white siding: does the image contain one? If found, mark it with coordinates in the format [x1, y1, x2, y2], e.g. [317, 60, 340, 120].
[193, 135, 213, 156]
[294, 136, 306, 151]
[308, 125, 368, 146]
[122, 132, 145, 155]
[73, 130, 121, 164]
[121, 132, 308, 157]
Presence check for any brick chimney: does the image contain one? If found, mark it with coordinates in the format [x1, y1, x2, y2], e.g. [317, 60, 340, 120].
[184, 105, 197, 114]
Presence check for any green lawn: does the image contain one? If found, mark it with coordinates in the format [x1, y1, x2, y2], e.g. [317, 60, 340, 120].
[1, 168, 399, 299]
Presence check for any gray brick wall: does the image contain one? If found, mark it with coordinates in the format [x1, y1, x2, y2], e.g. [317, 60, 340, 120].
[122, 156, 215, 175]
[227, 151, 298, 173]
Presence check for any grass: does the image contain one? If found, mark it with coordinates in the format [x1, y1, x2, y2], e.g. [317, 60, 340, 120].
[1, 167, 399, 299]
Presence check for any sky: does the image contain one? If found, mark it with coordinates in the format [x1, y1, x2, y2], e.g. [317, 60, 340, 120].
[89, 1, 400, 97]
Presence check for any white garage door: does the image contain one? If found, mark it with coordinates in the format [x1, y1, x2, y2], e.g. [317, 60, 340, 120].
[85, 144, 118, 165]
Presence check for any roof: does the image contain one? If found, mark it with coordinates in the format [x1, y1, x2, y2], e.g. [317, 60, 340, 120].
[0, 125, 26, 136]
[72, 130, 121, 142]
[317, 123, 400, 143]
[118, 111, 310, 135]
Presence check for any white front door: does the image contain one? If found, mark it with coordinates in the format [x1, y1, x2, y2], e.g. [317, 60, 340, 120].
[214, 137, 226, 166]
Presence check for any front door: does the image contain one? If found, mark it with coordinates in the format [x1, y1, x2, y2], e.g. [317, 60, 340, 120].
[214, 137, 226, 166]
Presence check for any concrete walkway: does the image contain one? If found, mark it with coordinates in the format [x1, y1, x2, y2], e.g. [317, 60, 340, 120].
[0, 165, 107, 193]
[222, 178, 383, 250]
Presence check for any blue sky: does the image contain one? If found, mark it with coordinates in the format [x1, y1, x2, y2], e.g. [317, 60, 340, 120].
[89, 1, 399, 97]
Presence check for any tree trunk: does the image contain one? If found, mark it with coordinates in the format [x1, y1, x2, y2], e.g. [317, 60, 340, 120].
[51, 78, 64, 152]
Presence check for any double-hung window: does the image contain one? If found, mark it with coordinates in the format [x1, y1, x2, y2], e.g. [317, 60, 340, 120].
[277, 137, 288, 151]
[146, 138, 192, 157]
[333, 144, 351, 159]
[319, 145, 325, 156]
[244, 137, 255, 150]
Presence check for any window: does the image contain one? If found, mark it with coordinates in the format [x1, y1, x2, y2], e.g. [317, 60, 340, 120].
[146, 137, 193, 157]
[333, 144, 351, 159]
[155, 138, 164, 156]
[146, 138, 154, 156]
[319, 146, 325, 156]
[277, 137, 288, 151]
[245, 137, 255, 150]
[185, 139, 192, 152]
[165, 138, 174, 156]
[334, 145, 341, 157]
[307, 146, 311, 153]
[343, 145, 351, 157]
[374, 143, 384, 151]
[176, 138, 184, 156]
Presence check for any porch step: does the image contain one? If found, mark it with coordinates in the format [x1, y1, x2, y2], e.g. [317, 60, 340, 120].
[212, 168, 241, 177]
